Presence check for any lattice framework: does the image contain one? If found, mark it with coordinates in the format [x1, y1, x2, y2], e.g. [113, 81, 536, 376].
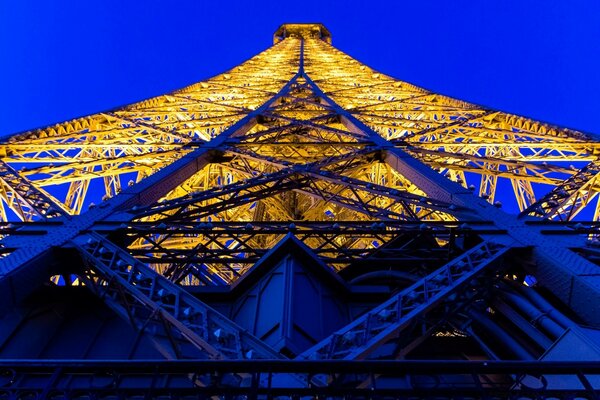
[1, 23, 600, 398]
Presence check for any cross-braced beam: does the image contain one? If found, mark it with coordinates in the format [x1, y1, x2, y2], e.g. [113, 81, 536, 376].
[0, 161, 70, 221]
[73, 233, 283, 360]
[521, 159, 600, 221]
[298, 241, 513, 360]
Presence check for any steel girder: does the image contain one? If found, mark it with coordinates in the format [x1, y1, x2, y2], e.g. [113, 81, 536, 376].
[0, 161, 70, 221]
[521, 159, 600, 221]
[298, 241, 513, 360]
[73, 232, 283, 361]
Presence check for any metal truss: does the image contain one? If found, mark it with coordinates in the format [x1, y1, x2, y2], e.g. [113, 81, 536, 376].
[0, 28, 597, 223]
[522, 159, 600, 221]
[93, 220, 500, 285]
[0, 161, 69, 221]
[302, 38, 600, 214]
[73, 232, 283, 360]
[1, 23, 600, 398]
[0, 37, 302, 216]
[298, 241, 512, 360]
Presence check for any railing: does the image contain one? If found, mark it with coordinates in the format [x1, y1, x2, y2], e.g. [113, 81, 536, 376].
[0, 360, 598, 399]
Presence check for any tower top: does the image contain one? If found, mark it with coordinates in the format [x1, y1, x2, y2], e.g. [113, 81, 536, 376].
[273, 23, 332, 44]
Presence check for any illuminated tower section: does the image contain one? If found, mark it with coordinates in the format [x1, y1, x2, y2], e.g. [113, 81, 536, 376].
[0, 24, 599, 398]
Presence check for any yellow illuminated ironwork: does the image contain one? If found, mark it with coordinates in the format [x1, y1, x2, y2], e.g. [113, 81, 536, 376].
[2, 24, 599, 284]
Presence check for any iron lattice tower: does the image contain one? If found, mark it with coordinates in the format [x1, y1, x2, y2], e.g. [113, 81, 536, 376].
[1, 24, 600, 398]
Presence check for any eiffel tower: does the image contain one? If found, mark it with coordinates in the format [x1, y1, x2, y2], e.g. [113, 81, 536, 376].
[0, 23, 599, 398]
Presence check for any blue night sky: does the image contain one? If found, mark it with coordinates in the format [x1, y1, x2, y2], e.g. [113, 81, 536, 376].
[1, 1, 599, 138]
